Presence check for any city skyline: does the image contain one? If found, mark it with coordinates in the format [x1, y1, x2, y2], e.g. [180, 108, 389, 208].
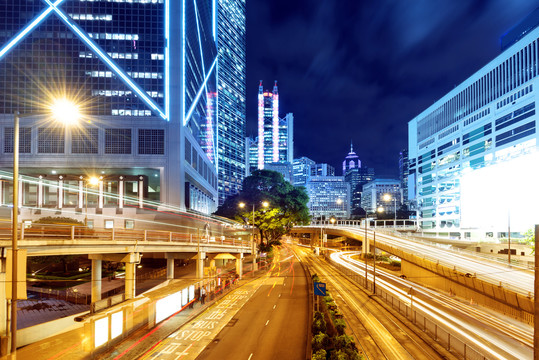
[245, 1, 537, 177]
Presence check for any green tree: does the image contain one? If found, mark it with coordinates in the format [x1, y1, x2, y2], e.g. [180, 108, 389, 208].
[523, 228, 535, 253]
[215, 170, 310, 250]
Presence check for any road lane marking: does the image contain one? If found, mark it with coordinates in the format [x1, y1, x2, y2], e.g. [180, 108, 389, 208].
[265, 320, 269, 326]
[248, 354, 253, 360]
[273, 305, 276, 309]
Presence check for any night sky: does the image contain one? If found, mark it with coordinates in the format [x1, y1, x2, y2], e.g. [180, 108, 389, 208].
[245, 1, 537, 178]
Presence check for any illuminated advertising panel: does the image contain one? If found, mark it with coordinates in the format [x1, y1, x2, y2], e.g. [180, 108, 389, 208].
[460, 151, 539, 232]
[111, 311, 123, 339]
[155, 291, 182, 323]
[94, 317, 109, 348]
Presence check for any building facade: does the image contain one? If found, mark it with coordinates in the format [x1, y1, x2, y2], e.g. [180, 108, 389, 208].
[216, 0, 246, 205]
[0, 0, 234, 223]
[408, 12, 539, 239]
[264, 162, 293, 183]
[306, 176, 350, 220]
[361, 179, 400, 215]
[342, 144, 375, 213]
[292, 157, 316, 186]
[247, 81, 293, 174]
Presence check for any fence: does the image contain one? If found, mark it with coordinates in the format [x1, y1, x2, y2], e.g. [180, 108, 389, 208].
[27, 286, 91, 305]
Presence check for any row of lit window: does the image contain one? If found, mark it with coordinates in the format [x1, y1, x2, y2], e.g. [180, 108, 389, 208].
[88, 33, 139, 41]
[70, 14, 113, 21]
[80, 51, 139, 60]
[86, 71, 162, 79]
[417, 37, 539, 142]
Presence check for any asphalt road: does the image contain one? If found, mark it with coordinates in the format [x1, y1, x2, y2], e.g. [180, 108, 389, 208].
[195, 245, 310, 360]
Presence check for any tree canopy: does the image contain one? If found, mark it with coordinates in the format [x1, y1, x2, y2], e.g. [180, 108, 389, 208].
[215, 170, 310, 250]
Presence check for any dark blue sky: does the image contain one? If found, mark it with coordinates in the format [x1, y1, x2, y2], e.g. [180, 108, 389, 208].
[245, 1, 537, 177]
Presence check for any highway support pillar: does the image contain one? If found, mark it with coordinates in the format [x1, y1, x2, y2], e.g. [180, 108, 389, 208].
[196, 251, 205, 279]
[91, 259, 102, 303]
[166, 256, 174, 280]
[235, 253, 243, 279]
[124, 252, 141, 300]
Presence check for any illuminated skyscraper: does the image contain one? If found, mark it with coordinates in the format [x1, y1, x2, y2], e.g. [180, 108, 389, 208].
[342, 143, 375, 213]
[0, 0, 223, 222]
[252, 81, 293, 171]
[216, 0, 246, 205]
[408, 10, 539, 239]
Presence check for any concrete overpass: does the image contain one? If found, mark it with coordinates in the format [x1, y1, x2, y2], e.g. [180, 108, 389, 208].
[0, 219, 254, 355]
[292, 225, 534, 324]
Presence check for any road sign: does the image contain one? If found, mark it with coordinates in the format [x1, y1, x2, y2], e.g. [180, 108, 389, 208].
[314, 282, 326, 296]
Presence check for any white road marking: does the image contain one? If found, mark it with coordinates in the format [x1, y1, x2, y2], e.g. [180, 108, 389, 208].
[273, 305, 276, 309]
[265, 320, 269, 326]
[248, 353, 254, 360]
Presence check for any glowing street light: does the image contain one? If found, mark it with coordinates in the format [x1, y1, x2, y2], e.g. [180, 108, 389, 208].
[50, 98, 81, 125]
[239, 201, 269, 271]
[383, 193, 397, 229]
[10, 98, 80, 356]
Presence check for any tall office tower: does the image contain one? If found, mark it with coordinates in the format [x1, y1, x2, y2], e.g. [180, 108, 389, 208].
[0, 0, 221, 222]
[408, 9, 539, 239]
[216, 0, 246, 205]
[342, 144, 375, 213]
[255, 81, 293, 169]
[398, 149, 410, 209]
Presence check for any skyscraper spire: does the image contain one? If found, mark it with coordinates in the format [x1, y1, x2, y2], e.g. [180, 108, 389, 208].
[350, 140, 353, 153]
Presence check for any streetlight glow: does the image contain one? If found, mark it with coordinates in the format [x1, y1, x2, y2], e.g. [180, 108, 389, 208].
[88, 176, 99, 186]
[51, 98, 81, 125]
[262, 201, 269, 208]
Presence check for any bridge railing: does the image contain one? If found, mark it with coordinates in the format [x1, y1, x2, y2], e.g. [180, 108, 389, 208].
[0, 222, 250, 249]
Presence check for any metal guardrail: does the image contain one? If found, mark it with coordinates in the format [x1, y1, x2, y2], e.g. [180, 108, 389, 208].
[327, 255, 494, 360]
[0, 222, 250, 249]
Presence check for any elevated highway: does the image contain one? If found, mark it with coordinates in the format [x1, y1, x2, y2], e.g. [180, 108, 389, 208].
[293, 225, 534, 324]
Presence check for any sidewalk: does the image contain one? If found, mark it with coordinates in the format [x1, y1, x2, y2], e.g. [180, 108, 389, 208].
[97, 264, 270, 360]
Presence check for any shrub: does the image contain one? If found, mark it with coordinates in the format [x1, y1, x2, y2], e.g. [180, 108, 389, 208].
[334, 334, 356, 351]
[334, 318, 346, 335]
[312, 349, 327, 360]
[312, 317, 327, 334]
[329, 349, 361, 360]
[312, 332, 331, 352]
[389, 259, 401, 267]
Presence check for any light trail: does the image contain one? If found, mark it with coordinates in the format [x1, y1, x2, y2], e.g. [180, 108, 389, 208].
[330, 251, 532, 360]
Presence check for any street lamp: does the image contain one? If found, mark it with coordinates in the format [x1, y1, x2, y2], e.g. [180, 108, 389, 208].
[10, 98, 80, 356]
[336, 198, 343, 221]
[383, 193, 397, 229]
[239, 201, 269, 272]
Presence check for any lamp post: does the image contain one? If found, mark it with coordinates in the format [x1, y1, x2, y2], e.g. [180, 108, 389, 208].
[239, 201, 269, 272]
[336, 198, 343, 221]
[10, 99, 80, 356]
[383, 193, 397, 229]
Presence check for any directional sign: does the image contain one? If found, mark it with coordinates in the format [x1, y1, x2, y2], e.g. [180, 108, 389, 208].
[314, 282, 326, 296]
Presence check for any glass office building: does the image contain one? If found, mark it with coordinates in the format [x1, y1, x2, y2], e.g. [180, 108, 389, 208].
[216, 0, 246, 205]
[408, 13, 539, 239]
[0, 0, 222, 222]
